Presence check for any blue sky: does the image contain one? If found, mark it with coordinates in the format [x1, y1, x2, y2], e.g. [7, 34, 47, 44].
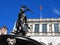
[0, 0, 60, 34]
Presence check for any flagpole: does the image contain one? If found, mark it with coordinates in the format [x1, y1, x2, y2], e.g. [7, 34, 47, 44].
[40, 10, 42, 18]
[40, 5, 42, 19]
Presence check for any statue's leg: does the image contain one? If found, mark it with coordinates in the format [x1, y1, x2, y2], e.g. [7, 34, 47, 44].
[22, 31, 26, 36]
[16, 26, 19, 34]
[16, 21, 19, 32]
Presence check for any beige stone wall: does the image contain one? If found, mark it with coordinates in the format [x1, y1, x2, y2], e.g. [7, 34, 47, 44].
[29, 36, 60, 45]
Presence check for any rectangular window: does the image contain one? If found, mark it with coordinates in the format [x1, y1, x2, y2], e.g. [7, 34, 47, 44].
[54, 24, 59, 33]
[35, 24, 39, 33]
[42, 24, 47, 33]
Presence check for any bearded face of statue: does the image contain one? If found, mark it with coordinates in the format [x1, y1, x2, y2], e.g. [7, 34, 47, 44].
[7, 38, 16, 45]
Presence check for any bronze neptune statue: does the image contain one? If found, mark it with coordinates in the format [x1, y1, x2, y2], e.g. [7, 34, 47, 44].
[16, 6, 32, 36]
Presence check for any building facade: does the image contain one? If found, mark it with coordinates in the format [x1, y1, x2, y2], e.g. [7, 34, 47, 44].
[26, 18, 60, 45]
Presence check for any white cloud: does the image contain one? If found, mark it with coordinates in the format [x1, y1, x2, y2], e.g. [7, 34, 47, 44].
[53, 7, 60, 14]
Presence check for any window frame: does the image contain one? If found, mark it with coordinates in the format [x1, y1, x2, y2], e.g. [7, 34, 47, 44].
[34, 24, 39, 33]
